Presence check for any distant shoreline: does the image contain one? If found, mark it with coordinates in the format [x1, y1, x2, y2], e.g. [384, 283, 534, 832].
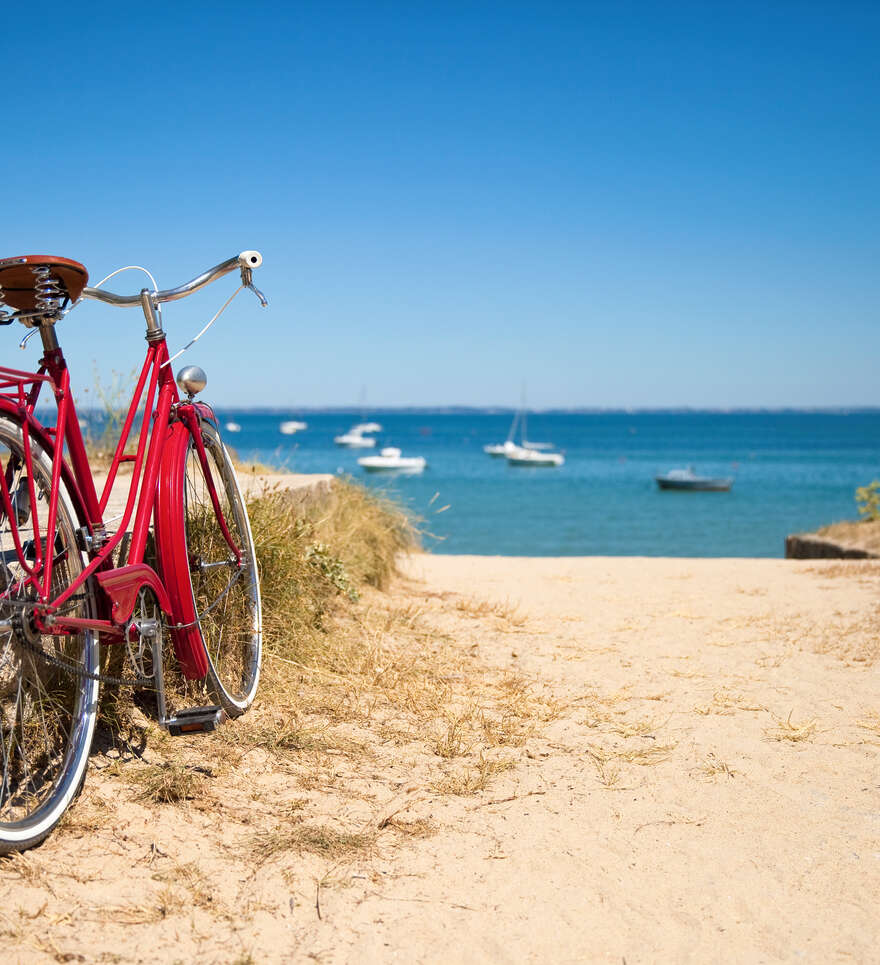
[72, 405, 880, 416]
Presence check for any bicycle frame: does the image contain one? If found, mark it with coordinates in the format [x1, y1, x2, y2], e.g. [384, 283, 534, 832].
[0, 328, 235, 678]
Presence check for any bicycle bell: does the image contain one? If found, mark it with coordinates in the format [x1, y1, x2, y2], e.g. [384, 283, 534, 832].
[176, 364, 207, 398]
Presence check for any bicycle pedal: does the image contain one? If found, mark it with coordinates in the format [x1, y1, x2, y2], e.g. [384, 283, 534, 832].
[164, 705, 225, 736]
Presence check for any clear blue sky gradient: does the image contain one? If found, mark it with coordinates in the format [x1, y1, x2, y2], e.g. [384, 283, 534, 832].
[4, 1, 879, 408]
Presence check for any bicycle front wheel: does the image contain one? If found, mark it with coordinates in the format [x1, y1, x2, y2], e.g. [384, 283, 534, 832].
[160, 420, 261, 717]
[0, 413, 98, 853]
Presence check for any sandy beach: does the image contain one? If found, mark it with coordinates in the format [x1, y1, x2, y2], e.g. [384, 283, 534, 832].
[1, 551, 877, 963]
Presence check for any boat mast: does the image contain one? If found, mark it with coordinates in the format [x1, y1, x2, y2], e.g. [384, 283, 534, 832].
[506, 408, 520, 443]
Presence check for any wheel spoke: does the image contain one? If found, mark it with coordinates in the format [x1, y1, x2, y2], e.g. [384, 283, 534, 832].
[180, 426, 260, 715]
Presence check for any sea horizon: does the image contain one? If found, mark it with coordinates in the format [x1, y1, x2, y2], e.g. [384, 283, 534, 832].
[158, 404, 880, 415]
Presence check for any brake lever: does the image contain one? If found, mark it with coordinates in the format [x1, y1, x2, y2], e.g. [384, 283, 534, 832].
[246, 283, 268, 308]
[238, 264, 268, 308]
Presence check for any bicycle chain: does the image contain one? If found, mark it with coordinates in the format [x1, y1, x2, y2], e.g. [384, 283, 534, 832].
[7, 561, 246, 689]
[15, 632, 155, 688]
[9, 594, 156, 688]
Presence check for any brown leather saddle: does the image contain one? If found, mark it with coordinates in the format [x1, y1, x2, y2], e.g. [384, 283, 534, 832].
[0, 255, 89, 313]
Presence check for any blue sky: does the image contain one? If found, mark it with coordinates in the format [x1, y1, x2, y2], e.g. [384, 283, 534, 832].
[4, 1, 879, 408]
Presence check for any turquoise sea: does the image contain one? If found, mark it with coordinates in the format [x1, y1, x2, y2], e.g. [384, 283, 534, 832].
[212, 410, 880, 558]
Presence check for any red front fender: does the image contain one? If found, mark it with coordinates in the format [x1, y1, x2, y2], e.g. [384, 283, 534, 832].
[154, 419, 208, 680]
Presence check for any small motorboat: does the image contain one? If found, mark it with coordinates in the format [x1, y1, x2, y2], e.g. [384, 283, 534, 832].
[225, 421, 241, 433]
[506, 445, 564, 467]
[335, 428, 376, 448]
[655, 468, 733, 491]
[358, 447, 426, 473]
[351, 421, 382, 434]
[280, 420, 307, 435]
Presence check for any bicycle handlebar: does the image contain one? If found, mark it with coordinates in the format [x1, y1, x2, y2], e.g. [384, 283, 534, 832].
[81, 251, 263, 308]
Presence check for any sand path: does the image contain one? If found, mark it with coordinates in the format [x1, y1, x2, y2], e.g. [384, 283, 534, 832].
[378, 556, 880, 964]
[1, 554, 877, 963]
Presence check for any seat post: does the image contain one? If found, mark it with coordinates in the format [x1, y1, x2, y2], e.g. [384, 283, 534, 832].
[38, 321, 60, 354]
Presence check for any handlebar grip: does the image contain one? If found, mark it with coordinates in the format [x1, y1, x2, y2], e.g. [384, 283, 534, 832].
[238, 251, 262, 269]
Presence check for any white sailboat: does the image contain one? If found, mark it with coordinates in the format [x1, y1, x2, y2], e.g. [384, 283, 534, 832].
[484, 409, 521, 457]
[486, 391, 564, 466]
[506, 446, 564, 467]
[506, 410, 565, 465]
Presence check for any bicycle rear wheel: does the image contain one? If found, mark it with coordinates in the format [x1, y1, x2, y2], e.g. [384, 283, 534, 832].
[0, 413, 98, 853]
[160, 421, 261, 717]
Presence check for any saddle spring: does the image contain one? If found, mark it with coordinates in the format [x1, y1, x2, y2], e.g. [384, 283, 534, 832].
[31, 265, 65, 318]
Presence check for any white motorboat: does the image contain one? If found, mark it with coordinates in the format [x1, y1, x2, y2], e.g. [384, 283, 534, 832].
[358, 447, 426, 473]
[352, 421, 382, 434]
[334, 428, 376, 448]
[655, 467, 732, 491]
[225, 421, 242, 433]
[280, 420, 307, 435]
[506, 445, 564, 467]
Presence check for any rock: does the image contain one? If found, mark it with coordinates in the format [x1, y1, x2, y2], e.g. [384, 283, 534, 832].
[784, 534, 878, 559]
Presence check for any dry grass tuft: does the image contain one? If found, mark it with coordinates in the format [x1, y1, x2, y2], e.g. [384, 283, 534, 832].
[815, 519, 880, 555]
[249, 823, 374, 864]
[249, 479, 417, 662]
[100, 894, 175, 925]
[0, 853, 55, 893]
[614, 743, 678, 766]
[588, 748, 622, 788]
[433, 709, 477, 758]
[222, 711, 332, 757]
[694, 689, 766, 716]
[382, 817, 437, 838]
[812, 613, 880, 665]
[127, 761, 212, 804]
[804, 559, 880, 579]
[610, 717, 662, 739]
[699, 753, 737, 780]
[432, 755, 514, 796]
[152, 862, 215, 910]
[856, 710, 880, 738]
[454, 596, 527, 627]
[764, 711, 818, 743]
[584, 700, 679, 788]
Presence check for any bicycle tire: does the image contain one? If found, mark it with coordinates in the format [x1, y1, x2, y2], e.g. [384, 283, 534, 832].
[0, 412, 99, 853]
[158, 420, 261, 717]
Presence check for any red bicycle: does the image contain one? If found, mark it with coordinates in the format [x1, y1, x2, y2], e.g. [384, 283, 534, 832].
[0, 251, 266, 852]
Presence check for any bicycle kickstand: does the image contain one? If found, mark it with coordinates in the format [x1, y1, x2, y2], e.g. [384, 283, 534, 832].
[147, 625, 226, 736]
